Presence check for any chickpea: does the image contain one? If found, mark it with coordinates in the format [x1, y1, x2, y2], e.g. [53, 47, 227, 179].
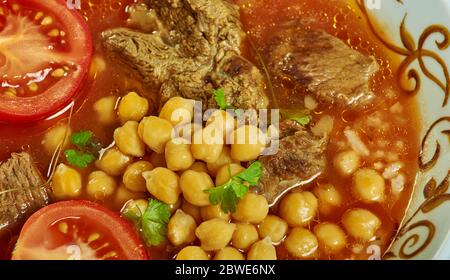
[314, 223, 347, 254]
[96, 147, 132, 176]
[180, 170, 213, 206]
[93, 96, 118, 125]
[142, 167, 180, 204]
[118, 92, 149, 124]
[231, 223, 259, 251]
[86, 171, 117, 200]
[284, 228, 318, 259]
[172, 122, 202, 142]
[191, 128, 223, 163]
[181, 199, 202, 224]
[159, 97, 195, 126]
[122, 199, 148, 216]
[176, 246, 209, 260]
[334, 150, 361, 177]
[313, 184, 342, 216]
[195, 219, 236, 251]
[214, 247, 245, 260]
[150, 152, 166, 168]
[138, 116, 173, 154]
[232, 193, 269, 224]
[114, 121, 146, 157]
[352, 168, 385, 203]
[206, 109, 236, 141]
[52, 163, 82, 200]
[200, 204, 230, 221]
[215, 163, 245, 186]
[189, 161, 209, 173]
[123, 161, 154, 192]
[342, 208, 381, 241]
[206, 146, 236, 177]
[258, 215, 288, 243]
[42, 123, 71, 154]
[231, 125, 266, 162]
[247, 237, 277, 260]
[113, 184, 146, 210]
[167, 210, 197, 246]
[165, 139, 194, 171]
[279, 192, 318, 227]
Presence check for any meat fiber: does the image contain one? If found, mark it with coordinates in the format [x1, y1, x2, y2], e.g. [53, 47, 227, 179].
[259, 120, 328, 205]
[266, 21, 379, 108]
[102, 0, 268, 110]
[0, 153, 49, 233]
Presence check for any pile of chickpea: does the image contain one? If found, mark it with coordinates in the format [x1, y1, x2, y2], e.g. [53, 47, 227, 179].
[48, 91, 386, 260]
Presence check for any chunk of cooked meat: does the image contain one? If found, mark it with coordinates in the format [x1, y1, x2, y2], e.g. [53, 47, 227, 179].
[266, 21, 379, 108]
[259, 120, 328, 205]
[102, 0, 268, 110]
[0, 153, 49, 232]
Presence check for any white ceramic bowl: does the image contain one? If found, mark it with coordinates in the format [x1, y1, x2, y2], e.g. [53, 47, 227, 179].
[360, 0, 450, 260]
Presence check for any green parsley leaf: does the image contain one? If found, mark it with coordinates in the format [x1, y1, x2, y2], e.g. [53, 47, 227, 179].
[213, 88, 231, 110]
[291, 115, 310, 126]
[235, 161, 262, 186]
[70, 131, 93, 148]
[64, 149, 96, 168]
[281, 109, 311, 126]
[125, 199, 170, 247]
[205, 161, 262, 214]
[64, 130, 103, 168]
[230, 180, 250, 198]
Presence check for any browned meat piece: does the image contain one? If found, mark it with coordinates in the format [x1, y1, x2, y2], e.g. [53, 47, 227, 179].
[266, 21, 379, 108]
[259, 120, 328, 205]
[102, 0, 268, 110]
[211, 54, 268, 110]
[0, 153, 49, 232]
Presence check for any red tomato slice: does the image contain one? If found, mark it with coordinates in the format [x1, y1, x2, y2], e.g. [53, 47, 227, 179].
[12, 200, 149, 260]
[0, 0, 92, 123]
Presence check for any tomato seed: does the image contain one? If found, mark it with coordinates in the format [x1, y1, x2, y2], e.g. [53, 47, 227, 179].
[28, 83, 38, 92]
[58, 222, 69, 234]
[51, 68, 65, 78]
[88, 233, 100, 243]
[41, 16, 53, 26]
[48, 29, 59, 37]
[102, 251, 118, 259]
[4, 89, 16, 97]
[34, 11, 43, 20]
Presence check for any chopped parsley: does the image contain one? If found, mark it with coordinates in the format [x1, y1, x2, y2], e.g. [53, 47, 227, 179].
[64, 149, 96, 168]
[122, 199, 171, 247]
[205, 161, 262, 214]
[70, 131, 93, 148]
[290, 115, 310, 126]
[64, 130, 102, 168]
[281, 109, 311, 126]
[213, 88, 233, 110]
[213, 88, 243, 117]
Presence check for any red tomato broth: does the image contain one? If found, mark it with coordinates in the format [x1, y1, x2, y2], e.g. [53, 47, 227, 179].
[0, 0, 421, 260]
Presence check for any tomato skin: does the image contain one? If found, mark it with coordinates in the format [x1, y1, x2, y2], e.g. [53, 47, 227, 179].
[0, 0, 93, 123]
[12, 200, 149, 260]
